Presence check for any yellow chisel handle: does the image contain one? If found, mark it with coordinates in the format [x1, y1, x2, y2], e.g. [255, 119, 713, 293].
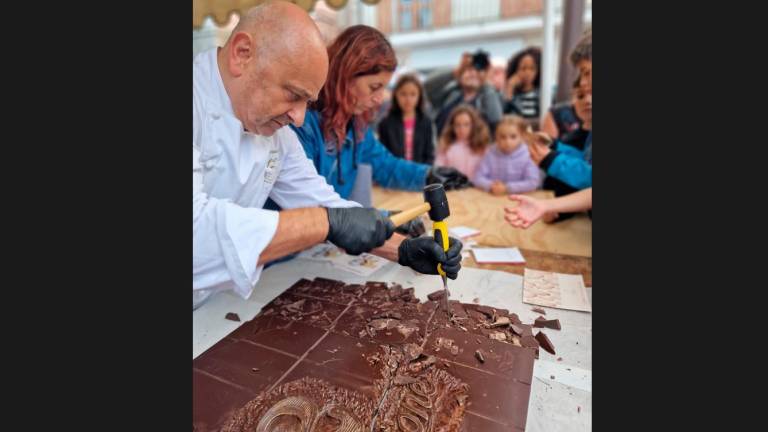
[432, 220, 449, 276]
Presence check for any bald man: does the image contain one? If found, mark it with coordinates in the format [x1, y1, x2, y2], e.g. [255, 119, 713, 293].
[193, 2, 459, 309]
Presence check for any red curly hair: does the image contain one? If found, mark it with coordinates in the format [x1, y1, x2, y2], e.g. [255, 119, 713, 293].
[312, 25, 397, 149]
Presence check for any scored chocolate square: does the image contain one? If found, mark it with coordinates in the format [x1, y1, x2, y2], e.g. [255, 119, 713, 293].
[284, 277, 366, 305]
[259, 292, 348, 330]
[227, 314, 327, 357]
[194, 338, 297, 395]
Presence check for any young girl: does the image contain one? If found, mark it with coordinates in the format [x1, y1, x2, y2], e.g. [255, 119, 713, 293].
[378, 74, 436, 164]
[473, 115, 540, 195]
[503, 47, 541, 120]
[435, 105, 490, 180]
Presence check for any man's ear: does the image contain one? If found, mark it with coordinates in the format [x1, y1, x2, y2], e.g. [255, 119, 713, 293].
[227, 32, 255, 78]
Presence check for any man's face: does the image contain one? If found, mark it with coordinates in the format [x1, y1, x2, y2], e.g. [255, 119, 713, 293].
[229, 39, 327, 136]
[460, 68, 481, 92]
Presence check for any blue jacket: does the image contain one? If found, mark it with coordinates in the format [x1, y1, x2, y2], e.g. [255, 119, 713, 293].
[540, 132, 592, 190]
[291, 110, 431, 199]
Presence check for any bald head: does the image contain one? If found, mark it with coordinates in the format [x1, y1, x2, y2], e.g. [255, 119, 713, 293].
[228, 1, 327, 65]
[217, 0, 329, 136]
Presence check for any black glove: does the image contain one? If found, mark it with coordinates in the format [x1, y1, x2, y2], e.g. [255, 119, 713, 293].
[326, 207, 395, 255]
[398, 236, 463, 279]
[426, 166, 472, 190]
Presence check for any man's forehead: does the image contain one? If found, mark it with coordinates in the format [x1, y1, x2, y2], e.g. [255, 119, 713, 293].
[285, 79, 320, 100]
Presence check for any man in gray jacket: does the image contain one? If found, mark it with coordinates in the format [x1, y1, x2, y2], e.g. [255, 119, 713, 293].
[434, 50, 503, 134]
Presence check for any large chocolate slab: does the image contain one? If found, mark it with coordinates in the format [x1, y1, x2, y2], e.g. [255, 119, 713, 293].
[194, 277, 536, 431]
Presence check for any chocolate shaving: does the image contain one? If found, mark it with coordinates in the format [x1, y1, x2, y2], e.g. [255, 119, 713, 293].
[225, 312, 241, 322]
[532, 307, 546, 314]
[475, 350, 486, 363]
[489, 316, 511, 328]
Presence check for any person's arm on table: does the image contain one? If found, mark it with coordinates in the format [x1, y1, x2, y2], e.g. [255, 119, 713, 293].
[258, 207, 329, 264]
[504, 188, 592, 228]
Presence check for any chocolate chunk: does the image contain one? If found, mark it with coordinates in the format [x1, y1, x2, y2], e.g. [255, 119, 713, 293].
[195, 278, 536, 431]
[225, 312, 241, 322]
[532, 307, 546, 315]
[535, 331, 556, 355]
[427, 289, 447, 301]
[533, 317, 561, 330]
[472, 297, 480, 303]
[509, 324, 526, 336]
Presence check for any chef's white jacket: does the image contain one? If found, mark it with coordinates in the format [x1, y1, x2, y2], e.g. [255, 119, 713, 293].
[193, 48, 358, 306]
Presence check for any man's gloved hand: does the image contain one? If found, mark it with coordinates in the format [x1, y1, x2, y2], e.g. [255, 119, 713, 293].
[398, 236, 463, 279]
[426, 166, 472, 190]
[326, 207, 395, 255]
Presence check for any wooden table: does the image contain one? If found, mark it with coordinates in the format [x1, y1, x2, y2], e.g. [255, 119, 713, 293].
[373, 186, 592, 286]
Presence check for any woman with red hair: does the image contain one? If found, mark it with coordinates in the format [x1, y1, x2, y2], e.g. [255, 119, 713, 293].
[290, 25, 464, 279]
[291, 25, 468, 200]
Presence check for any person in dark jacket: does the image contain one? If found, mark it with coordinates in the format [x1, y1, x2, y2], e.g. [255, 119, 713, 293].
[377, 74, 436, 164]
